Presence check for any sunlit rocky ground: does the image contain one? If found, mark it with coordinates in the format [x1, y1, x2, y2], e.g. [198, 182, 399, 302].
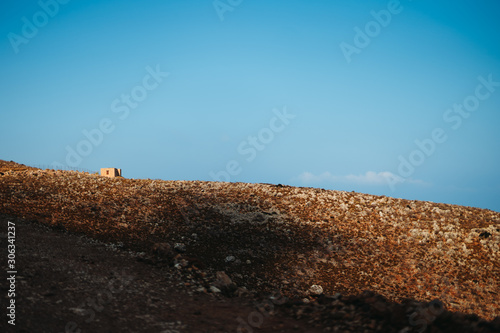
[1, 160, 499, 332]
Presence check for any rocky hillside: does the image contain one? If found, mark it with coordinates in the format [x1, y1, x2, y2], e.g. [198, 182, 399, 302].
[1, 160, 499, 331]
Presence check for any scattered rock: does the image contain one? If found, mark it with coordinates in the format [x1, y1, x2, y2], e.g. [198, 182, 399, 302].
[209, 286, 221, 293]
[152, 242, 174, 259]
[174, 243, 186, 253]
[69, 308, 86, 315]
[308, 285, 323, 295]
[2, 159, 500, 331]
[235, 287, 249, 297]
[176, 258, 189, 268]
[214, 271, 232, 288]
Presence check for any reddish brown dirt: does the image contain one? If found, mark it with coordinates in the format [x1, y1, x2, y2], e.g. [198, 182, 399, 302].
[1, 213, 323, 333]
[1, 160, 499, 332]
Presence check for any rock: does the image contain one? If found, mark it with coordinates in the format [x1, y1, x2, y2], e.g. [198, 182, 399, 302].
[69, 308, 86, 315]
[152, 242, 174, 259]
[174, 243, 186, 253]
[214, 271, 232, 288]
[177, 258, 189, 267]
[225, 255, 235, 263]
[308, 284, 323, 295]
[209, 286, 221, 293]
[235, 287, 249, 297]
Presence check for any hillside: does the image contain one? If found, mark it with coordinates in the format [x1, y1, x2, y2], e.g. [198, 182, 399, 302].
[1, 160, 499, 332]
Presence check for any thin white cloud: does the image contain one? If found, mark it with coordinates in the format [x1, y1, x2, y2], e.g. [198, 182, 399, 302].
[295, 171, 429, 187]
[345, 171, 401, 185]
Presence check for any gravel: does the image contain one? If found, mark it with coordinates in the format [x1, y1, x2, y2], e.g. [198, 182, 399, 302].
[1, 160, 499, 332]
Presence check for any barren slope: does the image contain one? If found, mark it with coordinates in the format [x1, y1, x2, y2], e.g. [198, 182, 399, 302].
[1, 160, 499, 331]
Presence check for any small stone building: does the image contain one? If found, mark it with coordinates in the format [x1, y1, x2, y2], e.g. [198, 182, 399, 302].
[100, 168, 122, 178]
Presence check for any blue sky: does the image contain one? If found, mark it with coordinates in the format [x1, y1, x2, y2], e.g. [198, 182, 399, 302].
[1, 0, 499, 212]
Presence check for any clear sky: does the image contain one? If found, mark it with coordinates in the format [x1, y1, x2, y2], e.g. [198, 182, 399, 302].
[1, 0, 499, 212]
